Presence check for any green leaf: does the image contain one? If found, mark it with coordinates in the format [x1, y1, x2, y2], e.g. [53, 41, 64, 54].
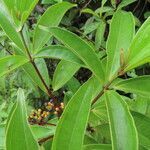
[42, 0, 62, 4]
[83, 144, 111, 150]
[106, 10, 134, 80]
[111, 0, 116, 8]
[52, 77, 94, 150]
[113, 76, 150, 97]
[66, 77, 81, 94]
[0, 56, 28, 77]
[49, 27, 105, 83]
[33, 2, 75, 50]
[117, 0, 136, 9]
[0, 124, 5, 149]
[52, 60, 80, 91]
[130, 96, 148, 115]
[105, 91, 138, 150]
[22, 59, 50, 94]
[6, 89, 39, 150]
[34, 45, 84, 66]
[35, 58, 50, 87]
[95, 21, 106, 50]
[81, 8, 99, 17]
[132, 112, 150, 149]
[3, 0, 38, 29]
[0, 3, 25, 50]
[31, 125, 56, 140]
[82, 22, 100, 35]
[124, 17, 150, 71]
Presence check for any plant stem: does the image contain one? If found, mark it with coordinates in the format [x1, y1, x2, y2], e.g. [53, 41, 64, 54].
[20, 30, 54, 98]
[91, 80, 114, 105]
[38, 135, 53, 145]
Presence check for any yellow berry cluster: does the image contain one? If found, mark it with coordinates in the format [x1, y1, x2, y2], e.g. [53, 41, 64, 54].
[28, 101, 64, 125]
[29, 109, 50, 124]
[54, 102, 64, 115]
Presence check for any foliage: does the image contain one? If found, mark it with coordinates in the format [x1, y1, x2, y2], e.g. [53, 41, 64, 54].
[0, 0, 150, 150]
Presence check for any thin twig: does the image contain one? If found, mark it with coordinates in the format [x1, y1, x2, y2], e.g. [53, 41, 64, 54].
[20, 29, 55, 98]
[133, 0, 141, 13]
[139, 0, 147, 19]
[91, 79, 114, 105]
[82, 0, 92, 9]
[45, 123, 57, 126]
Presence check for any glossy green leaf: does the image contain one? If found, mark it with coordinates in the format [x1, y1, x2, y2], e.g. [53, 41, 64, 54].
[125, 17, 150, 71]
[34, 45, 84, 66]
[0, 56, 28, 77]
[83, 144, 111, 150]
[52, 77, 94, 150]
[106, 10, 134, 80]
[3, 0, 38, 29]
[105, 91, 138, 150]
[0, 3, 25, 50]
[6, 89, 39, 150]
[52, 60, 80, 91]
[49, 27, 105, 83]
[113, 76, 150, 97]
[33, 2, 75, 50]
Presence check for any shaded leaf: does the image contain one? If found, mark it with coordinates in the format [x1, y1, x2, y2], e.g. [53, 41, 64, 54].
[132, 112, 150, 149]
[52, 60, 80, 91]
[95, 21, 106, 50]
[117, 0, 136, 9]
[113, 76, 150, 97]
[33, 2, 75, 50]
[83, 144, 111, 150]
[31, 125, 56, 140]
[22, 60, 50, 94]
[0, 124, 5, 149]
[0, 56, 28, 77]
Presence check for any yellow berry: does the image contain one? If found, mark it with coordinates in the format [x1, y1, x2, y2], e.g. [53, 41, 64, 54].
[46, 105, 52, 110]
[54, 111, 58, 115]
[38, 116, 42, 121]
[30, 115, 33, 118]
[34, 116, 38, 119]
[38, 109, 42, 112]
[60, 102, 64, 106]
[43, 111, 46, 114]
[46, 112, 50, 115]
[55, 107, 59, 111]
